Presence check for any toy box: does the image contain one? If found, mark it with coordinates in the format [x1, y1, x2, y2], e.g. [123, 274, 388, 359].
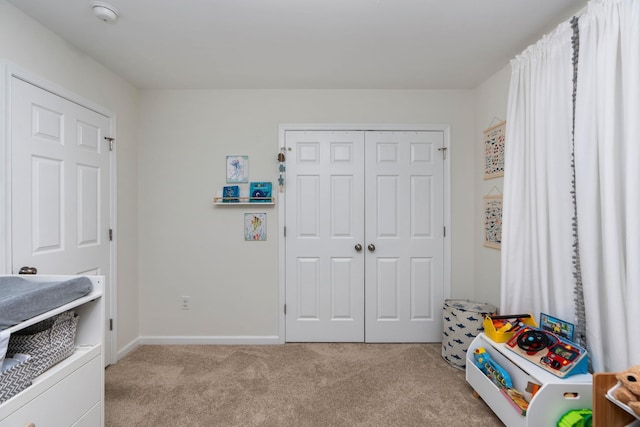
[483, 313, 537, 343]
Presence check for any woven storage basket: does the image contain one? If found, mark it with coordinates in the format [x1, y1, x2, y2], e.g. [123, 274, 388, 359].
[7, 311, 78, 378]
[0, 355, 33, 403]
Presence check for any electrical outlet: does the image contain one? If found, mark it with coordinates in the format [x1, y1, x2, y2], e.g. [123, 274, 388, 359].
[181, 295, 190, 310]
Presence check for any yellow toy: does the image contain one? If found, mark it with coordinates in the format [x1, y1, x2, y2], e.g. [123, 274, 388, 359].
[613, 365, 640, 417]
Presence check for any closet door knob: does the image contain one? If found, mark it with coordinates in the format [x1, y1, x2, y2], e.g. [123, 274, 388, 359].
[19, 266, 38, 274]
[355, 244, 363, 252]
[368, 244, 376, 252]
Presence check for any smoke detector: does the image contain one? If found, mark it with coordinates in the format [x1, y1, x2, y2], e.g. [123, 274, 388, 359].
[91, 2, 118, 23]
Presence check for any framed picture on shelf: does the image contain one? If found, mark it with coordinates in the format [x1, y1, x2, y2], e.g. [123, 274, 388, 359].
[226, 155, 249, 183]
[249, 182, 272, 202]
[245, 213, 266, 241]
[222, 185, 239, 203]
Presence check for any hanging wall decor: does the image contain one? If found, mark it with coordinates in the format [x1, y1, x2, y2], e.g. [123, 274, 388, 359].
[226, 155, 249, 183]
[483, 120, 506, 179]
[277, 149, 286, 193]
[245, 213, 267, 241]
[483, 192, 503, 250]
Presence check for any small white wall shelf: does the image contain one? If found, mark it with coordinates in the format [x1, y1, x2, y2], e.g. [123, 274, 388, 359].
[212, 196, 275, 206]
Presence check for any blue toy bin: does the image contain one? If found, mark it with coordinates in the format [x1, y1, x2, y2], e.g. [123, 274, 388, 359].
[441, 299, 496, 369]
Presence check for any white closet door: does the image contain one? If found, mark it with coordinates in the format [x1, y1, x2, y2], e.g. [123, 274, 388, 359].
[10, 76, 113, 361]
[285, 130, 366, 342]
[364, 131, 445, 342]
[11, 77, 111, 276]
[284, 128, 445, 343]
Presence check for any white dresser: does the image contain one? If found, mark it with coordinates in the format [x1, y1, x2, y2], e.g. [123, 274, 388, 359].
[0, 275, 104, 427]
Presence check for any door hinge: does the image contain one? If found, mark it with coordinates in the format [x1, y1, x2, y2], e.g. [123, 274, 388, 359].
[105, 137, 115, 151]
[109, 318, 113, 331]
[443, 226, 446, 237]
[284, 304, 287, 315]
[109, 229, 113, 241]
[438, 147, 447, 160]
[284, 226, 286, 237]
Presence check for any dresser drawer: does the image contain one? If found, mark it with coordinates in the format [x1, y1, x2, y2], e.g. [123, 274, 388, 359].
[0, 354, 101, 427]
[72, 402, 101, 427]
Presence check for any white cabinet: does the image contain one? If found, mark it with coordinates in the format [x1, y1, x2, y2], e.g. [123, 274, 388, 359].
[0, 275, 104, 427]
[466, 333, 592, 427]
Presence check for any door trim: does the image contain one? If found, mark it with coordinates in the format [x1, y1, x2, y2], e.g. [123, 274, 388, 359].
[278, 123, 451, 343]
[0, 62, 118, 365]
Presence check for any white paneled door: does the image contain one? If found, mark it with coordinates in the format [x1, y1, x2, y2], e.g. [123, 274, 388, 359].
[10, 76, 113, 363]
[285, 131, 366, 342]
[285, 129, 445, 342]
[364, 131, 445, 342]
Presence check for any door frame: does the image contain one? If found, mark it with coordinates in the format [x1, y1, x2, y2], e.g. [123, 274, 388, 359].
[0, 62, 118, 365]
[278, 123, 451, 343]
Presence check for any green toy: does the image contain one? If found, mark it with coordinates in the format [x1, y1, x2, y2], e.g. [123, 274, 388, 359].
[557, 409, 592, 427]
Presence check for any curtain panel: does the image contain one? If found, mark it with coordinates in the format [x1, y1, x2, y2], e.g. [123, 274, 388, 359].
[501, 22, 576, 324]
[574, 0, 640, 372]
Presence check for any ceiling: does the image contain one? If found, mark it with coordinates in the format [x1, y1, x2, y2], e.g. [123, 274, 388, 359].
[8, 0, 587, 90]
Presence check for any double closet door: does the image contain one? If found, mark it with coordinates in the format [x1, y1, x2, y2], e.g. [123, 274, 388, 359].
[285, 130, 445, 342]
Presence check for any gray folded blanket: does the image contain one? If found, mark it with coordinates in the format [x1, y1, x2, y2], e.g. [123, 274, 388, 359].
[0, 276, 92, 330]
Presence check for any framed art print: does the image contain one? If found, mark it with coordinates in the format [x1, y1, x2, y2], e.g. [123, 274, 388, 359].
[245, 213, 266, 241]
[483, 194, 502, 249]
[249, 182, 272, 202]
[226, 155, 249, 183]
[222, 185, 240, 203]
[483, 120, 506, 179]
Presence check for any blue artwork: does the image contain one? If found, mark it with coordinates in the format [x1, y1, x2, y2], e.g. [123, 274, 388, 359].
[222, 185, 239, 203]
[227, 156, 249, 183]
[249, 182, 272, 202]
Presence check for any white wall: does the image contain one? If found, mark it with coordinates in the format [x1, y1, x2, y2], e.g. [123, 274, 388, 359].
[472, 65, 511, 310]
[0, 0, 520, 345]
[0, 1, 140, 353]
[138, 89, 476, 340]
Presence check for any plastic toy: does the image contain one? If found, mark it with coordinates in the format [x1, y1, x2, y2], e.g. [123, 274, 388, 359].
[473, 347, 512, 388]
[556, 409, 592, 427]
[505, 326, 588, 378]
[483, 313, 537, 343]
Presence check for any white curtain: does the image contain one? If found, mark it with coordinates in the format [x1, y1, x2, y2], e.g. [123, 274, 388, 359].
[574, 0, 640, 372]
[501, 22, 576, 324]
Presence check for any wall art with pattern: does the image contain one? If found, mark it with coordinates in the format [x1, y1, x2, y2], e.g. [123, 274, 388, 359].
[483, 120, 506, 179]
[245, 213, 266, 241]
[483, 194, 502, 249]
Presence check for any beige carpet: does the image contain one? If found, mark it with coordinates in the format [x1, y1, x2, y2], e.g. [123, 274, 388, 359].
[105, 343, 503, 427]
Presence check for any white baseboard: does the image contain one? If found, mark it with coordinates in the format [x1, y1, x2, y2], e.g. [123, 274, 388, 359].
[116, 337, 141, 362]
[138, 335, 281, 345]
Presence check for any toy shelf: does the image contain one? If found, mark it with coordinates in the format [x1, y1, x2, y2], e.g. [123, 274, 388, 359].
[212, 196, 275, 205]
[466, 333, 592, 427]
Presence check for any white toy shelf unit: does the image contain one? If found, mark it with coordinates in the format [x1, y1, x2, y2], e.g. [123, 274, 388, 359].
[466, 331, 592, 427]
